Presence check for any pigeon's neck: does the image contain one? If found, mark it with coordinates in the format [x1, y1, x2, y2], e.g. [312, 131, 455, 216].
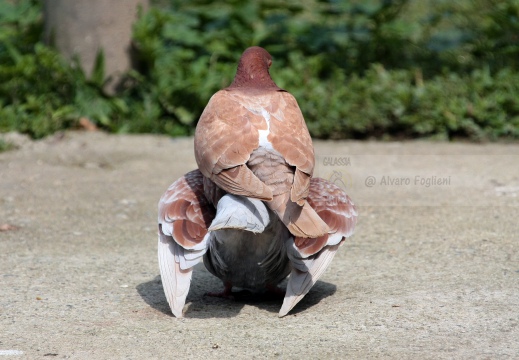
[226, 58, 282, 92]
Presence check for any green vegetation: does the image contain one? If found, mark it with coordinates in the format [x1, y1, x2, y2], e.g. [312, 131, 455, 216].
[0, 138, 15, 152]
[1, 0, 519, 141]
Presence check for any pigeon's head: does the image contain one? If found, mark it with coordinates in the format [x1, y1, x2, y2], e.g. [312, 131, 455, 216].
[241, 46, 273, 69]
[227, 46, 282, 92]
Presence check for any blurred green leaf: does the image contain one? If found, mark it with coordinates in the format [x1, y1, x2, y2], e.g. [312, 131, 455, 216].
[90, 50, 106, 87]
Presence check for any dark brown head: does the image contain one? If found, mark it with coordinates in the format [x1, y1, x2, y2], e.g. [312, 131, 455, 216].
[226, 46, 283, 92]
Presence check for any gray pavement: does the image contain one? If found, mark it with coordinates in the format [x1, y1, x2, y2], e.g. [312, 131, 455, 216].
[1, 131, 518, 359]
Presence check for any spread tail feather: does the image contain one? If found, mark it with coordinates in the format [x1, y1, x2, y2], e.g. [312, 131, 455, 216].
[158, 232, 197, 318]
[279, 243, 340, 317]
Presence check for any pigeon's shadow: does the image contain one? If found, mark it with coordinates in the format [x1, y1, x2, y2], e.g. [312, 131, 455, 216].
[136, 263, 337, 318]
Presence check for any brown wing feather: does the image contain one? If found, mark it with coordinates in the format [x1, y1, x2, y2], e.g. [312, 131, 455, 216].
[268, 92, 315, 204]
[307, 178, 357, 236]
[209, 164, 273, 200]
[294, 234, 329, 257]
[291, 169, 311, 205]
[158, 170, 215, 249]
[293, 177, 358, 256]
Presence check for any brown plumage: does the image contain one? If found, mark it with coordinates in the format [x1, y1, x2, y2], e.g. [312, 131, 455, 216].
[293, 177, 357, 257]
[194, 46, 328, 238]
[158, 170, 215, 249]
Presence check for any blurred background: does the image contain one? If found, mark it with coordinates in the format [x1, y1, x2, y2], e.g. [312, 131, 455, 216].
[0, 0, 518, 142]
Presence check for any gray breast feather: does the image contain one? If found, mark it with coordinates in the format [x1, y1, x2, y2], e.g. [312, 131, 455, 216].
[208, 194, 270, 233]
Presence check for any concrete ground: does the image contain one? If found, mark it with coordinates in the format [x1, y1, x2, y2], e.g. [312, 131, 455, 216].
[1, 131, 518, 359]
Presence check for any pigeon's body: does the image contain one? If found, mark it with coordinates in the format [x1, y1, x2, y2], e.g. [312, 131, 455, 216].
[194, 47, 329, 238]
[157, 47, 358, 318]
[158, 170, 357, 317]
[203, 195, 291, 291]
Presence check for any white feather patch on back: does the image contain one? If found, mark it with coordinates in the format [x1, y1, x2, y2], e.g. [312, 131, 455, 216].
[243, 104, 273, 150]
[257, 108, 273, 149]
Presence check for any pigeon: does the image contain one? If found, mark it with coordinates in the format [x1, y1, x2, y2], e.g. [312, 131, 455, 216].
[194, 46, 329, 239]
[157, 47, 358, 317]
[158, 170, 357, 317]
